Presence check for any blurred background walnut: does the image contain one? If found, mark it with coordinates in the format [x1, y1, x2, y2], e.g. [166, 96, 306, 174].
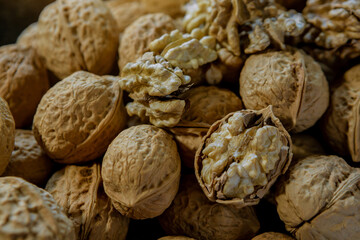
[252, 232, 295, 240]
[158, 237, 195, 240]
[140, 0, 188, 18]
[0, 97, 15, 175]
[291, 133, 325, 162]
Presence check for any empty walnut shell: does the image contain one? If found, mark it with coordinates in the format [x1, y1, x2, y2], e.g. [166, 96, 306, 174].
[0, 44, 49, 128]
[239, 49, 329, 133]
[0, 97, 15, 175]
[252, 232, 295, 240]
[195, 106, 292, 207]
[159, 175, 260, 240]
[2, 130, 54, 187]
[102, 124, 181, 219]
[36, 0, 118, 79]
[33, 71, 127, 164]
[275, 155, 360, 240]
[46, 163, 129, 240]
[0, 176, 75, 239]
[322, 64, 360, 162]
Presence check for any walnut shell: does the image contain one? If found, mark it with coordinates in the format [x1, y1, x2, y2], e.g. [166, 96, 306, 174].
[0, 44, 49, 128]
[252, 232, 295, 240]
[140, 0, 187, 18]
[322, 64, 360, 162]
[36, 0, 118, 79]
[46, 163, 129, 240]
[102, 124, 181, 219]
[2, 130, 54, 187]
[291, 133, 325, 162]
[159, 175, 260, 240]
[0, 176, 75, 240]
[158, 237, 195, 240]
[119, 13, 177, 70]
[0, 97, 15, 175]
[33, 71, 127, 164]
[17, 22, 38, 49]
[275, 155, 360, 240]
[195, 106, 292, 207]
[240, 49, 329, 133]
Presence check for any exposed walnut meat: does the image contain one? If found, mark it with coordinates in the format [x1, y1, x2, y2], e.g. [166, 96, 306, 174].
[275, 155, 360, 239]
[140, 0, 188, 18]
[195, 107, 292, 207]
[0, 97, 15, 175]
[16, 23, 38, 49]
[291, 133, 325, 162]
[183, 0, 212, 34]
[252, 232, 295, 240]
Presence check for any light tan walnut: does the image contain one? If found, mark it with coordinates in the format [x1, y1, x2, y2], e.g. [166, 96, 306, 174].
[140, 0, 188, 18]
[183, 0, 211, 34]
[322, 64, 360, 162]
[102, 125, 181, 219]
[158, 237, 195, 240]
[17, 23, 39, 49]
[0, 97, 15, 175]
[119, 13, 177, 70]
[0, 177, 75, 240]
[240, 49, 329, 133]
[37, 0, 118, 79]
[195, 106, 292, 207]
[0, 44, 49, 128]
[252, 232, 295, 240]
[291, 133, 325, 162]
[2, 130, 54, 187]
[159, 175, 260, 240]
[33, 71, 127, 164]
[275, 155, 360, 240]
[46, 163, 129, 240]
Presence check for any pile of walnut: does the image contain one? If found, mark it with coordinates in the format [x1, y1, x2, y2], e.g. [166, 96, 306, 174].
[0, 0, 359, 239]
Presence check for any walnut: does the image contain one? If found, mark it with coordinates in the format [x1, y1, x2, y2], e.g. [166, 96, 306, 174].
[159, 175, 260, 240]
[2, 130, 54, 187]
[46, 163, 129, 240]
[183, 0, 211, 34]
[36, 0, 118, 79]
[291, 133, 325, 162]
[0, 97, 15, 175]
[252, 232, 295, 240]
[240, 49, 329, 133]
[102, 124, 181, 219]
[322, 64, 360, 162]
[140, 0, 188, 18]
[16, 23, 38, 49]
[195, 107, 292, 207]
[158, 237, 195, 240]
[33, 71, 127, 164]
[119, 13, 177, 70]
[275, 155, 360, 239]
[0, 177, 75, 239]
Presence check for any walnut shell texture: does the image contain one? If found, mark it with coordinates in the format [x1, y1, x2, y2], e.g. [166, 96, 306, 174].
[0, 176, 75, 240]
[252, 232, 295, 240]
[33, 71, 127, 164]
[0, 44, 49, 128]
[140, 0, 187, 18]
[46, 163, 129, 240]
[16, 22, 39, 49]
[102, 124, 181, 219]
[0, 97, 15, 175]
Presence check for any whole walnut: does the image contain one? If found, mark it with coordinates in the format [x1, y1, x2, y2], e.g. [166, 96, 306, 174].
[0, 176, 75, 240]
[46, 163, 129, 240]
[36, 0, 118, 79]
[0, 97, 15, 175]
[322, 64, 360, 162]
[119, 13, 177, 70]
[195, 106, 292, 207]
[102, 124, 181, 219]
[275, 155, 360, 240]
[291, 133, 325, 162]
[252, 232, 295, 240]
[240, 49, 329, 133]
[2, 130, 54, 187]
[0, 44, 49, 128]
[159, 175, 260, 240]
[33, 71, 127, 164]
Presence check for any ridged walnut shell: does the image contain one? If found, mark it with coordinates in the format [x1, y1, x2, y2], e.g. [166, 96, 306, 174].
[37, 0, 118, 79]
[195, 106, 292, 207]
[33, 71, 127, 164]
[322, 64, 360, 162]
[46, 163, 129, 240]
[0, 44, 49, 128]
[159, 175, 260, 240]
[0, 97, 15, 175]
[0, 177, 75, 240]
[252, 232, 295, 240]
[239, 49, 329, 133]
[2, 130, 54, 187]
[102, 124, 181, 219]
[275, 155, 360, 240]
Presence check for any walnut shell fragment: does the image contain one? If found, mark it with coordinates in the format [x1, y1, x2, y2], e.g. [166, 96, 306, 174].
[275, 155, 360, 240]
[0, 97, 15, 175]
[0, 44, 49, 128]
[46, 163, 129, 240]
[0, 177, 75, 240]
[322, 64, 360, 162]
[2, 130, 54, 187]
[33, 71, 127, 164]
[195, 106, 292, 207]
[102, 125, 181, 219]
[240, 49, 329, 132]
[252, 232, 295, 240]
[159, 175, 260, 240]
